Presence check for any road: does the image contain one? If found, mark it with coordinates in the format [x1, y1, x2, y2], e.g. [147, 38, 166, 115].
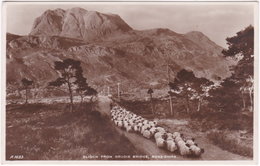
[97, 95, 252, 160]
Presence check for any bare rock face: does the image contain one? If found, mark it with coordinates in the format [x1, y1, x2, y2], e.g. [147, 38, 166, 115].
[30, 8, 65, 36]
[30, 7, 132, 41]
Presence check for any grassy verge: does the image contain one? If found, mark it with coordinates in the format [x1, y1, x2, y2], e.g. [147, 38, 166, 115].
[207, 130, 253, 157]
[6, 102, 144, 160]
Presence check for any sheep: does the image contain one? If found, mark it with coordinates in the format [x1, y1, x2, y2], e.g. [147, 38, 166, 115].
[137, 122, 143, 127]
[133, 125, 139, 132]
[174, 136, 183, 143]
[111, 106, 204, 157]
[123, 121, 129, 129]
[166, 139, 178, 152]
[117, 121, 123, 128]
[129, 120, 135, 126]
[176, 139, 185, 148]
[149, 127, 157, 135]
[143, 129, 152, 139]
[154, 131, 165, 140]
[125, 124, 133, 132]
[180, 146, 192, 156]
[166, 133, 173, 140]
[190, 144, 204, 157]
[186, 138, 195, 146]
[148, 121, 157, 126]
[156, 127, 165, 133]
[177, 140, 192, 156]
[156, 137, 166, 148]
[143, 120, 149, 125]
[172, 132, 181, 139]
[141, 124, 150, 134]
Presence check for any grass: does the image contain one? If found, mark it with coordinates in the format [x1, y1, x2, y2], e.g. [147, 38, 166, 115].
[207, 130, 253, 157]
[6, 102, 144, 160]
[189, 110, 253, 132]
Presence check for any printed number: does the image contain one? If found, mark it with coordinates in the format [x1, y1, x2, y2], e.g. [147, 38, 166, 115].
[10, 155, 24, 159]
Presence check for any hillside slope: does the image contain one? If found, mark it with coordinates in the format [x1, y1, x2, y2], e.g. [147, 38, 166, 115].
[6, 8, 233, 97]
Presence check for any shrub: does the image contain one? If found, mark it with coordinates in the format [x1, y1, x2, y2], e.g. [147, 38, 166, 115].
[207, 130, 253, 157]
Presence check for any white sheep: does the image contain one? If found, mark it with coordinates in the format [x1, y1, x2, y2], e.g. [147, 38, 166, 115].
[156, 137, 166, 148]
[110, 106, 204, 157]
[172, 132, 181, 138]
[190, 144, 204, 157]
[148, 121, 157, 126]
[166, 133, 173, 139]
[133, 125, 139, 132]
[143, 120, 149, 125]
[143, 130, 152, 139]
[156, 127, 165, 133]
[137, 122, 143, 127]
[125, 124, 133, 132]
[123, 121, 129, 128]
[174, 136, 183, 143]
[166, 139, 178, 152]
[186, 138, 195, 146]
[154, 132, 165, 140]
[149, 127, 157, 135]
[141, 124, 150, 134]
[117, 121, 123, 128]
[177, 140, 192, 156]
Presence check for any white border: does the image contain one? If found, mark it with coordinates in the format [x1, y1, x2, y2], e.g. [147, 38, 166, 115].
[1, 1, 259, 165]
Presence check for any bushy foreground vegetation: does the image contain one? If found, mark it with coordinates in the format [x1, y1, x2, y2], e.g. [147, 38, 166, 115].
[207, 130, 253, 157]
[6, 103, 144, 160]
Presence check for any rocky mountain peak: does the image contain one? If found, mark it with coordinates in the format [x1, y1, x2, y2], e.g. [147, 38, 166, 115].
[30, 7, 133, 41]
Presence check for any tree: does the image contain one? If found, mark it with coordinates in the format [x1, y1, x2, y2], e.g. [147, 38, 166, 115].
[194, 77, 214, 112]
[207, 78, 242, 113]
[85, 86, 98, 103]
[21, 78, 33, 104]
[222, 25, 253, 78]
[169, 69, 213, 113]
[221, 25, 254, 112]
[75, 75, 89, 104]
[147, 88, 154, 115]
[49, 58, 86, 107]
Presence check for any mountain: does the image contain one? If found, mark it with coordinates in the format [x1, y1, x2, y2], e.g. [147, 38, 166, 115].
[30, 8, 132, 41]
[184, 31, 224, 56]
[6, 33, 21, 43]
[6, 8, 233, 98]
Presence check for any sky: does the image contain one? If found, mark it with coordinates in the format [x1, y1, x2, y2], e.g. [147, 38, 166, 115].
[4, 2, 256, 48]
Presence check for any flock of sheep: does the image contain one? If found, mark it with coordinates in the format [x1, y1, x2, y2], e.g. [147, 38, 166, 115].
[110, 105, 204, 157]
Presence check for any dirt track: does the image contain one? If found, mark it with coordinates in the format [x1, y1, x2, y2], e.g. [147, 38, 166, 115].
[97, 95, 252, 160]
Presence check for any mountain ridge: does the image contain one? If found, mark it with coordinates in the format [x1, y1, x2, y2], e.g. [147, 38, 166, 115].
[6, 8, 233, 98]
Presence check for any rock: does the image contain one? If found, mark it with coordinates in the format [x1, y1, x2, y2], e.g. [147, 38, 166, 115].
[30, 7, 132, 41]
